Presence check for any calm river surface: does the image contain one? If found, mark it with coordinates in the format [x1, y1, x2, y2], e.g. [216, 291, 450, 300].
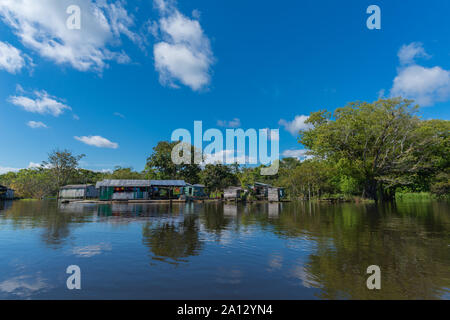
[0, 200, 448, 300]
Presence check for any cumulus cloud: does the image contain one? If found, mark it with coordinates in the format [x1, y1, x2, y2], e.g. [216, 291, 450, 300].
[9, 90, 71, 116]
[0, 166, 20, 174]
[113, 112, 125, 118]
[27, 121, 48, 129]
[398, 42, 430, 65]
[391, 65, 450, 106]
[390, 43, 450, 107]
[0, 41, 28, 73]
[153, 0, 214, 91]
[282, 149, 308, 160]
[28, 162, 43, 168]
[0, 0, 140, 72]
[0, 162, 43, 174]
[217, 118, 241, 128]
[75, 135, 119, 149]
[279, 115, 311, 135]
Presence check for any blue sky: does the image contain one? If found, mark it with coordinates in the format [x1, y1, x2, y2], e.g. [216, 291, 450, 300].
[0, 0, 449, 173]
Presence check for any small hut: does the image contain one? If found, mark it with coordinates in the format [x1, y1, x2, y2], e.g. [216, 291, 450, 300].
[224, 187, 244, 201]
[184, 184, 207, 199]
[150, 180, 187, 199]
[59, 184, 98, 199]
[252, 182, 271, 199]
[268, 187, 285, 202]
[249, 182, 285, 201]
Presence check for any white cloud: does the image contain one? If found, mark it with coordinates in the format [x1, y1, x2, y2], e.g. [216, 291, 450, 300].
[398, 42, 430, 65]
[279, 115, 311, 135]
[27, 121, 48, 129]
[192, 9, 201, 20]
[113, 112, 125, 118]
[0, 0, 140, 72]
[391, 65, 450, 106]
[28, 162, 43, 168]
[9, 90, 71, 116]
[390, 43, 450, 107]
[0, 162, 42, 174]
[0, 166, 20, 174]
[282, 149, 307, 159]
[75, 135, 119, 149]
[153, 1, 214, 91]
[0, 41, 27, 73]
[282, 149, 313, 162]
[217, 118, 241, 128]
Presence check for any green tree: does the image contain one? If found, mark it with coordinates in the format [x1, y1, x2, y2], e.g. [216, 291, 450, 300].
[201, 164, 238, 193]
[9, 168, 54, 199]
[42, 149, 85, 189]
[300, 98, 439, 200]
[145, 141, 202, 183]
[107, 167, 144, 180]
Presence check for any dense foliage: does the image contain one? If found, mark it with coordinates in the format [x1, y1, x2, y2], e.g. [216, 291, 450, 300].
[1, 98, 448, 200]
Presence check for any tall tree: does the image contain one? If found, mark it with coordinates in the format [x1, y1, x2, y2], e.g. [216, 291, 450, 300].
[201, 164, 238, 192]
[300, 98, 439, 200]
[42, 149, 85, 189]
[145, 141, 201, 183]
[107, 167, 144, 180]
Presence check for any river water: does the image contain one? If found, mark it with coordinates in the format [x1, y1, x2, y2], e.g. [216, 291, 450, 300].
[0, 199, 448, 299]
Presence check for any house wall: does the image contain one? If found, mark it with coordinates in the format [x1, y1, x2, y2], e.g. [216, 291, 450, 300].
[224, 188, 241, 200]
[268, 188, 280, 202]
[60, 189, 84, 199]
[111, 191, 149, 200]
[86, 186, 98, 198]
[60, 186, 98, 199]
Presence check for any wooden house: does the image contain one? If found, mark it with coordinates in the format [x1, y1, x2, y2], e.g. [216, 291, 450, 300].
[268, 187, 285, 202]
[224, 187, 245, 201]
[149, 180, 187, 199]
[251, 182, 285, 201]
[96, 180, 153, 201]
[96, 179, 187, 201]
[59, 184, 98, 199]
[184, 184, 208, 199]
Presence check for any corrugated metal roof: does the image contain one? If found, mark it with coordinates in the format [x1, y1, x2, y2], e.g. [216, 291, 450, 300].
[254, 182, 272, 187]
[61, 184, 95, 190]
[150, 180, 186, 187]
[96, 180, 152, 188]
[225, 186, 244, 190]
[95, 180, 187, 188]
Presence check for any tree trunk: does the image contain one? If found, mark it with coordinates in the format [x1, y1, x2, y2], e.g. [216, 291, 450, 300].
[364, 180, 378, 201]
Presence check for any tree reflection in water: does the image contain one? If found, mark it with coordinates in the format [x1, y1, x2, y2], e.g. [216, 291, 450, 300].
[0, 199, 448, 299]
[0, 200, 95, 248]
[142, 214, 202, 265]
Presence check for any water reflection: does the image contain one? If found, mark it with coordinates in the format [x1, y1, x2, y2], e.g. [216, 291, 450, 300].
[0, 199, 448, 299]
[142, 214, 202, 265]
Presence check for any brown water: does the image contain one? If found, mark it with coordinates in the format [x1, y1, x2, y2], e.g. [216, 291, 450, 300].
[0, 199, 448, 299]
